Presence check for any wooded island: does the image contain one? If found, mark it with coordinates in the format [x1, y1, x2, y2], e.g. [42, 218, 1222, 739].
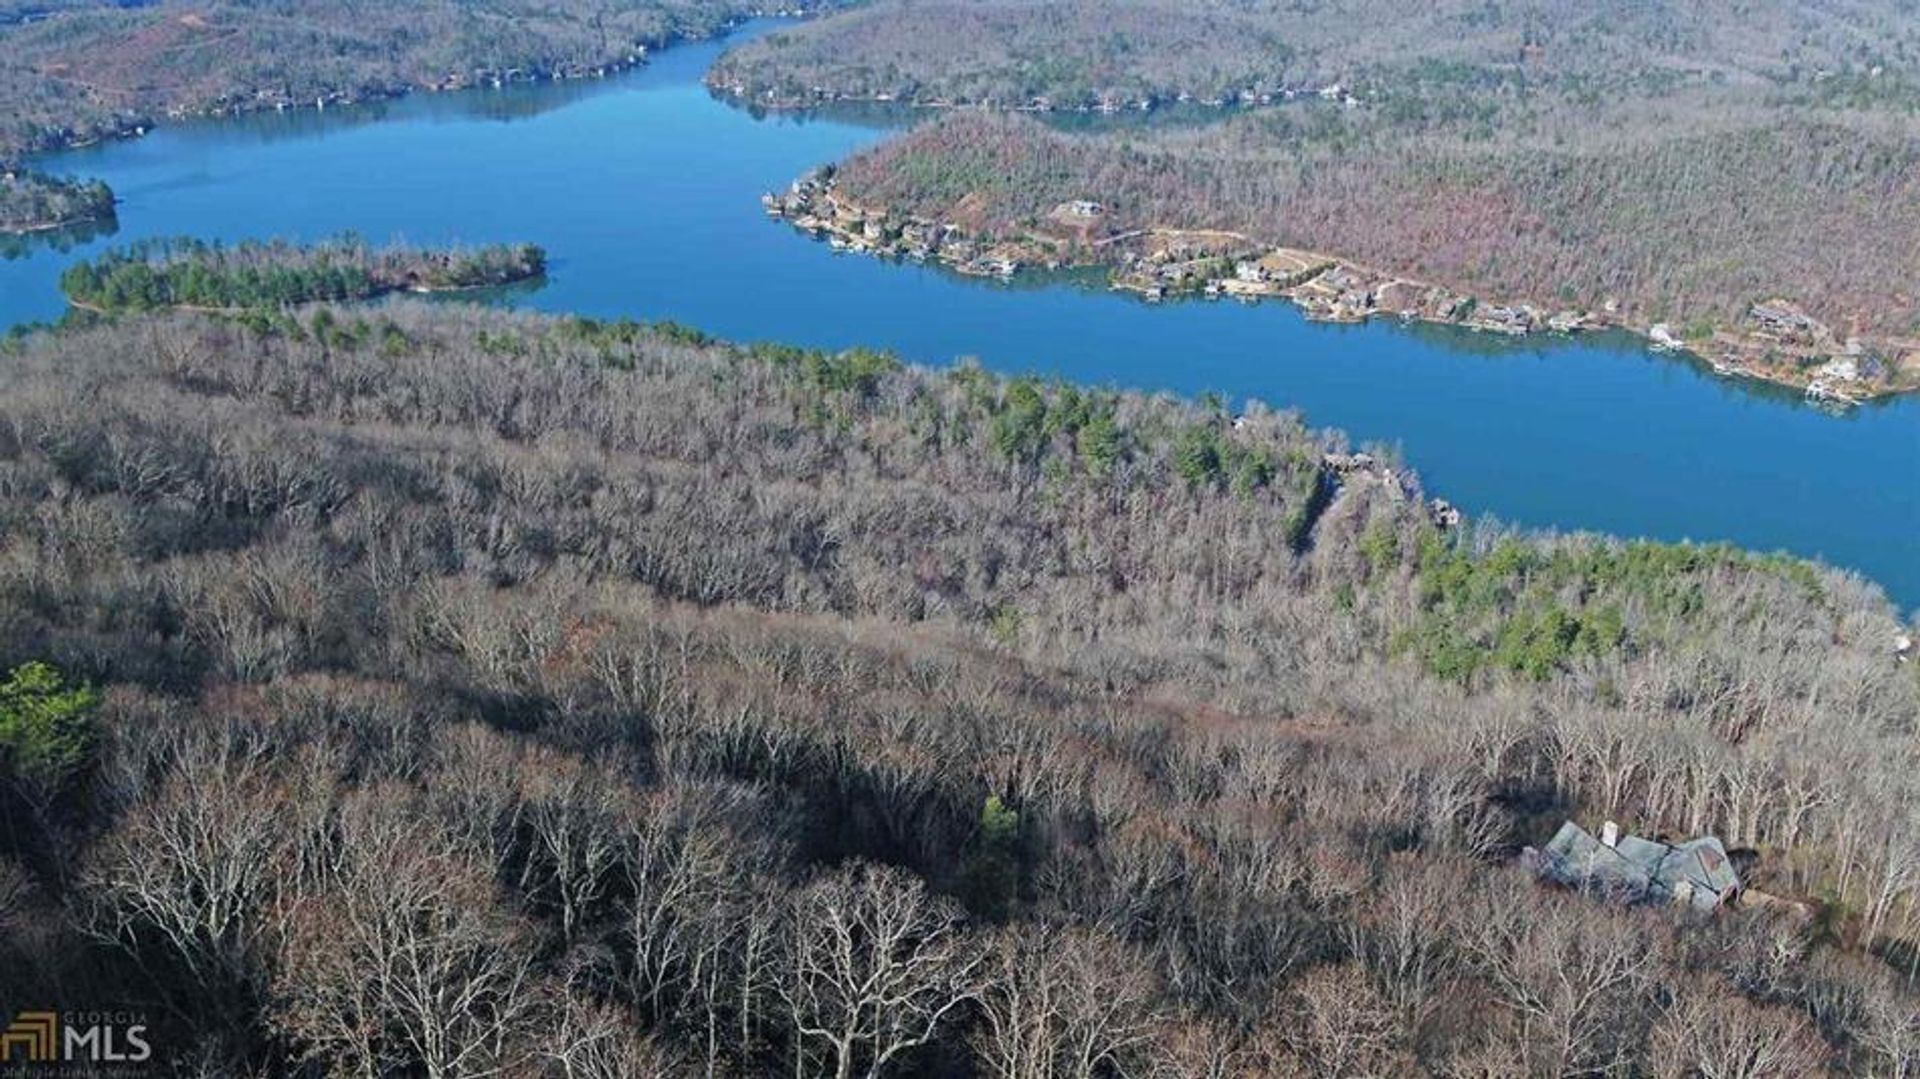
[58, 237, 547, 313]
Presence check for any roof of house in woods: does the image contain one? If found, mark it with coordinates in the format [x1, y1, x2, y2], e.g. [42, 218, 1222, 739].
[1526, 821, 1741, 911]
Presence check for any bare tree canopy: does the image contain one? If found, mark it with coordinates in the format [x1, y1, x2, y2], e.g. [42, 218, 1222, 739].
[0, 302, 1913, 1074]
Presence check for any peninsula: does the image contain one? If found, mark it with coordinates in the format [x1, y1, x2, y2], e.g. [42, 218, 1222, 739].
[0, 168, 112, 234]
[719, 0, 1920, 404]
[769, 165, 1919, 403]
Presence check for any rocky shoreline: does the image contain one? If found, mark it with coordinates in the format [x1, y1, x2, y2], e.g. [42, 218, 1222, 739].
[765, 171, 1920, 407]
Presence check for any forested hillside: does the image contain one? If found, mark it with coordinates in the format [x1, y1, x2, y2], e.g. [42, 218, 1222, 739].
[712, 0, 1920, 111]
[715, 0, 1920, 376]
[0, 0, 843, 159]
[1, 303, 1915, 1074]
[830, 109, 1920, 340]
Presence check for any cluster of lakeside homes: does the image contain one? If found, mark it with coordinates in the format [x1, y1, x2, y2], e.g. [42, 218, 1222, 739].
[1200, 252, 1595, 338]
[765, 174, 1599, 338]
[764, 172, 1044, 279]
[1651, 299, 1904, 407]
[765, 174, 1919, 404]
[1744, 300, 1882, 405]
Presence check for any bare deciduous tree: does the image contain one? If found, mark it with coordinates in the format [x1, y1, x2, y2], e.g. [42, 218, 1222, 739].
[1649, 977, 1829, 1079]
[274, 793, 540, 1079]
[781, 861, 983, 1079]
[1462, 887, 1664, 1077]
[973, 925, 1165, 1079]
[1280, 962, 1410, 1077]
[81, 747, 293, 1023]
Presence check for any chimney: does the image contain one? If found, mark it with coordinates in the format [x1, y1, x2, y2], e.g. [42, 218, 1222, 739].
[1601, 821, 1620, 848]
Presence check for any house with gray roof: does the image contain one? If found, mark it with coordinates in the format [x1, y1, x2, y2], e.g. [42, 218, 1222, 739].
[1523, 820, 1741, 911]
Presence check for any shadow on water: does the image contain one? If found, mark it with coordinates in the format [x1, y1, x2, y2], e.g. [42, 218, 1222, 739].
[49, 74, 645, 166]
[727, 96, 919, 133]
[400, 272, 553, 310]
[0, 213, 119, 261]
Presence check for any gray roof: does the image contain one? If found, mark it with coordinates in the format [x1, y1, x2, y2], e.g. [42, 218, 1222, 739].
[1532, 822, 1740, 911]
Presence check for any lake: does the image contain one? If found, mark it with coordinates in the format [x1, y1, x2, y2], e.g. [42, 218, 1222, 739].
[2, 23, 1916, 612]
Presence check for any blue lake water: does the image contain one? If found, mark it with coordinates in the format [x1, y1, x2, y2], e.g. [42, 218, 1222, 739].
[2, 24, 1916, 612]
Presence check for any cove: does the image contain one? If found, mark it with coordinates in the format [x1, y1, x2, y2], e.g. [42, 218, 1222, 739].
[2, 23, 1915, 612]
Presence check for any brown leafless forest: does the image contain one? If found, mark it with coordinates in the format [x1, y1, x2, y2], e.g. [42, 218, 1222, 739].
[0, 303, 1915, 1075]
[713, 0, 1920, 109]
[830, 110, 1920, 339]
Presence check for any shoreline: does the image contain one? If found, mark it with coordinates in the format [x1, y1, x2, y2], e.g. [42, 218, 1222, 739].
[764, 175, 1919, 407]
[4, 7, 830, 165]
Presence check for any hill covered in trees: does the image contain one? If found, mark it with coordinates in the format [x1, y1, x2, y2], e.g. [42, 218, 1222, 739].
[714, 0, 1920, 389]
[0, 0, 847, 160]
[0, 300, 1915, 1075]
[713, 0, 1920, 112]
